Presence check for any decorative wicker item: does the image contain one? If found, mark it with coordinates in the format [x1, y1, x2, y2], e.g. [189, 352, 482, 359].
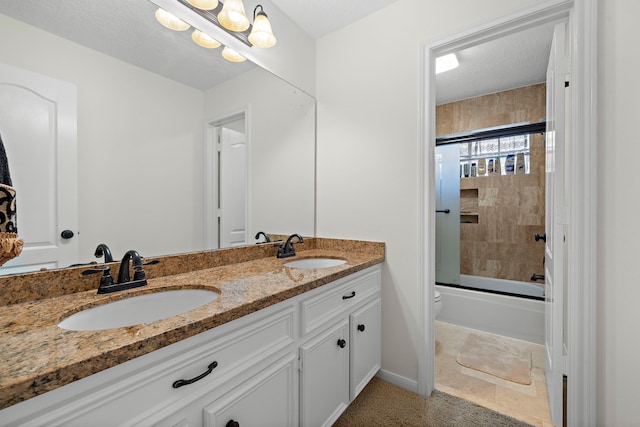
[0, 184, 22, 266]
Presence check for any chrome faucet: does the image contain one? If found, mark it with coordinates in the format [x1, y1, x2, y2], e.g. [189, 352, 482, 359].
[276, 234, 303, 258]
[94, 243, 114, 263]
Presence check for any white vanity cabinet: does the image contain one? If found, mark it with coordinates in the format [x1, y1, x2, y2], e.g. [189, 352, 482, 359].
[349, 298, 382, 400]
[0, 265, 382, 427]
[299, 267, 382, 427]
[1, 304, 297, 427]
[299, 318, 350, 427]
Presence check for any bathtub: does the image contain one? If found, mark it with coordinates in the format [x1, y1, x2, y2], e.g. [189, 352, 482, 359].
[459, 274, 545, 299]
[436, 277, 545, 344]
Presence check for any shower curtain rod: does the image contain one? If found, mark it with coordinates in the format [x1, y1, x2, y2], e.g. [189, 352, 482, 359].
[436, 122, 546, 145]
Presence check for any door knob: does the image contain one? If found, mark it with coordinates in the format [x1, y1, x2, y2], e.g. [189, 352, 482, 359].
[61, 230, 74, 239]
[534, 232, 546, 242]
[337, 339, 347, 348]
[357, 324, 365, 332]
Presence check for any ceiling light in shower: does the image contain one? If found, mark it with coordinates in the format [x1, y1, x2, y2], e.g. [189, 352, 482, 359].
[155, 8, 191, 31]
[436, 53, 459, 74]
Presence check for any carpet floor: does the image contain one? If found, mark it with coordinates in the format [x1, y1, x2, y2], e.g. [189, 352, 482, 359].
[333, 377, 534, 426]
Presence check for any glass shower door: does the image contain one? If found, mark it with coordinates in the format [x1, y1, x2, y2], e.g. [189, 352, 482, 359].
[435, 144, 460, 285]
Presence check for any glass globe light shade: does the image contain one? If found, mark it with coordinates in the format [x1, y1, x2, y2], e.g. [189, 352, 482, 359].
[221, 46, 247, 62]
[186, 0, 218, 10]
[192, 30, 221, 48]
[218, 0, 250, 32]
[248, 10, 277, 48]
[155, 8, 190, 31]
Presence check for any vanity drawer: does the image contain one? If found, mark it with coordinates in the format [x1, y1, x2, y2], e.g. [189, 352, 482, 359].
[300, 267, 381, 337]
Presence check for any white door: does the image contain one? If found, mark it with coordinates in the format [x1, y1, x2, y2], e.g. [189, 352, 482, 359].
[0, 62, 78, 274]
[544, 21, 568, 426]
[219, 127, 247, 248]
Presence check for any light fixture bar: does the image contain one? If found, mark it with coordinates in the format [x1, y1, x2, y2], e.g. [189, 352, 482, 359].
[176, 0, 252, 46]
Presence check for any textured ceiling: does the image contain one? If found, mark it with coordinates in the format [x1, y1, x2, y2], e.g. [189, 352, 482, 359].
[0, 0, 255, 91]
[272, 0, 398, 38]
[0, 0, 554, 102]
[436, 22, 555, 105]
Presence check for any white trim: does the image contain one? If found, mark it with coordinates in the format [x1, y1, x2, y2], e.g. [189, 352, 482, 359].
[419, 1, 597, 425]
[567, 0, 598, 425]
[375, 369, 418, 394]
[204, 107, 251, 250]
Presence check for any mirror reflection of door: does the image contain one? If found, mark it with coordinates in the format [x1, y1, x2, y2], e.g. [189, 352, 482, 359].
[218, 124, 247, 248]
[0, 62, 78, 275]
[205, 114, 248, 249]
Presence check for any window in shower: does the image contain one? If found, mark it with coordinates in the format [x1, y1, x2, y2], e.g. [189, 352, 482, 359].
[459, 134, 531, 177]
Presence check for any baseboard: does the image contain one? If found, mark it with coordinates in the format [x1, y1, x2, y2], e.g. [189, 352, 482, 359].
[375, 369, 418, 394]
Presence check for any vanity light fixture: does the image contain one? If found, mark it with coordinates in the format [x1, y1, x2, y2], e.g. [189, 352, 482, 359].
[157, 1, 278, 62]
[436, 53, 459, 74]
[192, 29, 222, 48]
[221, 46, 247, 62]
[248, 5, 277, 48]
[155, 8, 191, 31]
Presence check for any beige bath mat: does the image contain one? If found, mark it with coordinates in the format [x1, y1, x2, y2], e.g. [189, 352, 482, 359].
[456, 333, 532, 385]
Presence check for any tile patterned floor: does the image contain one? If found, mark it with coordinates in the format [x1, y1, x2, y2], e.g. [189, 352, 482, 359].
[435, 321, 554, 427]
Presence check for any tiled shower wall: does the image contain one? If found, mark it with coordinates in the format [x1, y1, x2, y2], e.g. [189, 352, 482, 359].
[436, 84, 546, 283]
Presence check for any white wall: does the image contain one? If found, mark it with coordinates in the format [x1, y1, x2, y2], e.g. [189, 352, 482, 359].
[0, 14, 206, 261]
[316, 0, 547, 388]
[204, 68, 315, 238]
[598, 0, 640, 425]
[317, 0, 640, 424]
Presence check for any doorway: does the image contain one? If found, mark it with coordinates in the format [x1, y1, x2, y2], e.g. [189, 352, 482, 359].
[0, 62, 78, 274]
[419, 1, 598, 426]
[204, 110, 249, 250]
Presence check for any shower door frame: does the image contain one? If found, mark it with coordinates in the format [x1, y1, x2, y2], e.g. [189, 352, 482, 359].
[419, 0, 598, 426]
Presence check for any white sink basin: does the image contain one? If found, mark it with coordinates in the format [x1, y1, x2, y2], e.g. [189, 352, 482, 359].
[284, 258, 346, 269]
[58, 289, 219, 331]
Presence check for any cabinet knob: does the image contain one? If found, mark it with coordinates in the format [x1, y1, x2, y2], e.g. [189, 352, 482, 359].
[337, 339, 347, 348]
[226, 421, 240, 427]
[357, 324, 365, 332]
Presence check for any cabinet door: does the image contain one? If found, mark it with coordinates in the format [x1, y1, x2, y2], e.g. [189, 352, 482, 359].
[299, 318, 349, 427]
[350, 298, 381, 400]
[203, 355, 297, 427]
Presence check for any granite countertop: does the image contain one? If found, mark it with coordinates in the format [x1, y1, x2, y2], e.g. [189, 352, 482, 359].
[0, 239, 384, 410]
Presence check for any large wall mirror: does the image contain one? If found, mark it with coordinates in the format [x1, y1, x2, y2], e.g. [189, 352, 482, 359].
[0, 0, 315, 274]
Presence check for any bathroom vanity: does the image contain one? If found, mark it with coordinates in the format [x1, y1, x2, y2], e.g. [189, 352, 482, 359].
[0, 239, 384, 427]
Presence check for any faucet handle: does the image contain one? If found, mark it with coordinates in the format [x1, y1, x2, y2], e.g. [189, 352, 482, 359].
[82, 266, 114, 288]
[133, 266, 146, 281]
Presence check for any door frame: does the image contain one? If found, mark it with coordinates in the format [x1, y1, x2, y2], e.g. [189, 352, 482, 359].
[418, 1, 598, 425]
[204, 107, 251, 250]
